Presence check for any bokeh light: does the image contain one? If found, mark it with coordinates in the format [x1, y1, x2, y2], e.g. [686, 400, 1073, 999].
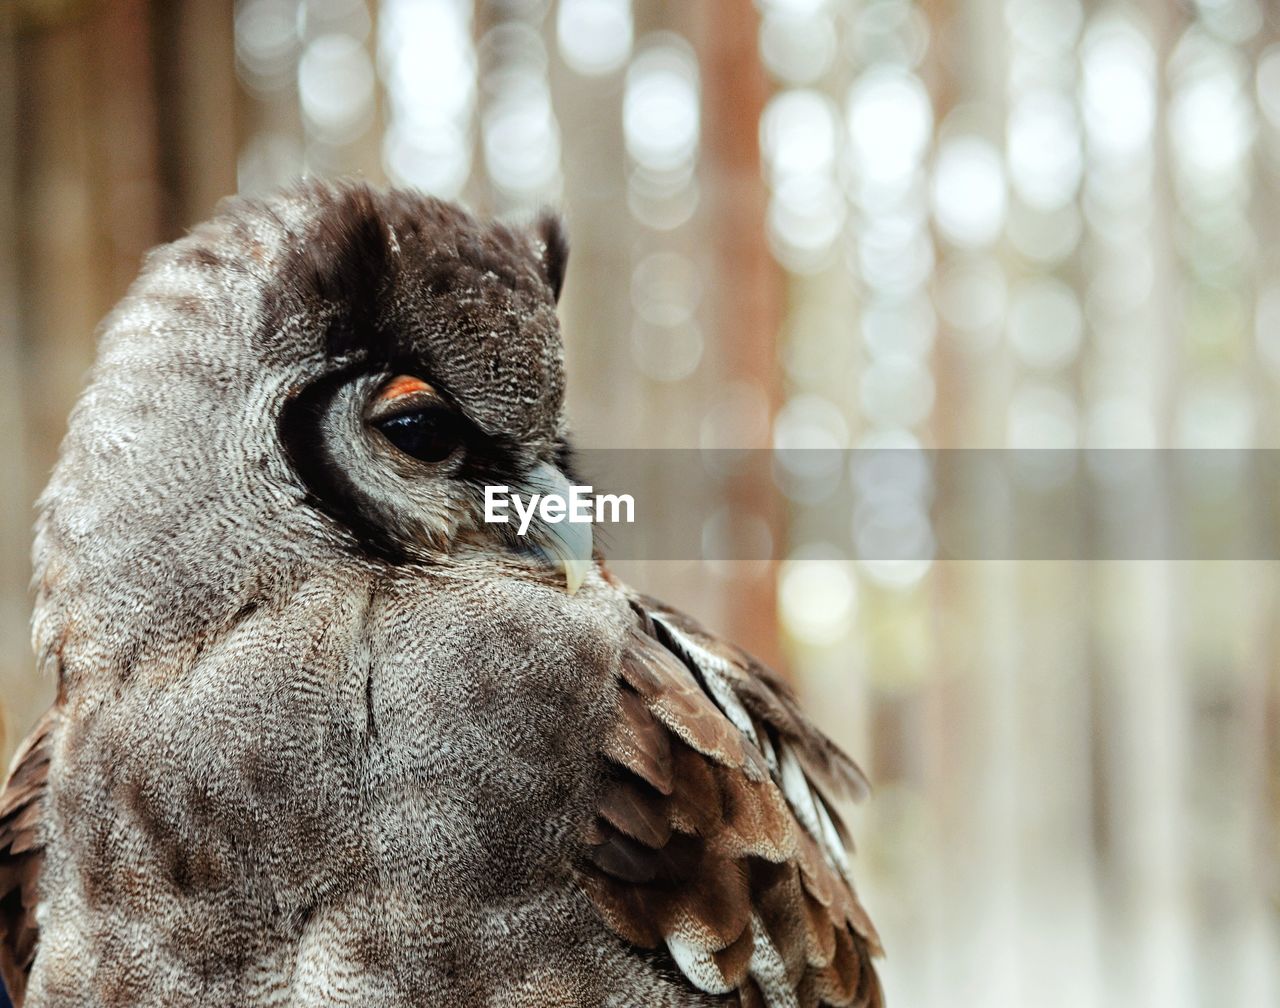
[556, 0, 632, 76]
[931, 135, 1008, 248]
[624, 38, 700, 174]
[379, 0, 475, 198]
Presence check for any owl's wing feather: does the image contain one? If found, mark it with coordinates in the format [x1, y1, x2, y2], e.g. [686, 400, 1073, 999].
[0, 710, 54, 1007]
[586, 594, 882, 1008]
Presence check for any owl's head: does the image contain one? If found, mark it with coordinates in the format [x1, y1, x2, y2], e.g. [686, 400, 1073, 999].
[34, 181, 590, 676]
[263, 181, 587, 581]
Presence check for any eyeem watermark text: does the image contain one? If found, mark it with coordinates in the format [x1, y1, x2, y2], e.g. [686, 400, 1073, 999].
[484, 484, 635, 535]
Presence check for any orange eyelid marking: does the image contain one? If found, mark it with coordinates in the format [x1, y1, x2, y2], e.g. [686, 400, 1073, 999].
[378, 375, 435, 402]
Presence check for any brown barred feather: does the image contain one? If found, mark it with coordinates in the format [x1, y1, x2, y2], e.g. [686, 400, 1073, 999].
[645, 600, 871, 806]
[801, 888, 838, 968]
[0, 711, 56, 1008]
[599, 778, 673, 850]
[643, 608, 867, 817]
[819, 927, 862, 1006]
[664, 742, 727, 837]
[601, 684, 675, 795]
[795, 829, 837, 908]
[715, 774, 794, 863]
[713, 923, 756, 987]
[589, 819, 704, 885]
[588, 596, 884, 1007]
[738, 978, 767, 1008]
[579, 866, 664, 948]
[664, 856, 752, 948]
[619, 634, 764, 777]
[750, 861, 811, 986]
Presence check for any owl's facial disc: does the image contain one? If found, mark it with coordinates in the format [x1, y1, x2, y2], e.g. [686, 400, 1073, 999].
[286, 369, 590, 590]
[364, 374, 591, 589]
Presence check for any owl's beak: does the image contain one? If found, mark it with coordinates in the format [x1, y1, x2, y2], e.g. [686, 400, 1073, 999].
[518, 462, 594, 595]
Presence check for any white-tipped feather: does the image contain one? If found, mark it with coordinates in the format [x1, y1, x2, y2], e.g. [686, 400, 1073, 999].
[657, 611, 857, 879]
[651, 616, 762, 749]
[814, 791, 852, 877]
[778, 745, 823, 844]
[747, 914, 801, 1008]
[665, 934, 733, 995]
[755, 727, 781, 775]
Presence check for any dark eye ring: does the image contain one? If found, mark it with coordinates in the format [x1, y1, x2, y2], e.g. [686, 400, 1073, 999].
[376, 409, 463, 464]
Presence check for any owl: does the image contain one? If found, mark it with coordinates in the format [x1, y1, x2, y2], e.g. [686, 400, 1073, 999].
[0, 181, 882, 1007]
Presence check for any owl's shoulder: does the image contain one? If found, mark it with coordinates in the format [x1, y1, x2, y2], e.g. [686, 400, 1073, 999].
[585, 588, 883, 1007]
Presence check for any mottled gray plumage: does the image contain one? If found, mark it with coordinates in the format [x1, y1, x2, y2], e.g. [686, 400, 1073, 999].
[0, 180, 882, 1007]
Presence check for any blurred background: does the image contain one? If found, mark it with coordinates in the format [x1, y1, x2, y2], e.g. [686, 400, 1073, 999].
[1, 0, 1279, 1005]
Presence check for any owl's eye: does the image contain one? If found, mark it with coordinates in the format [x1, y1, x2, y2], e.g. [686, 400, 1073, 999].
[376, 409, 463, 464]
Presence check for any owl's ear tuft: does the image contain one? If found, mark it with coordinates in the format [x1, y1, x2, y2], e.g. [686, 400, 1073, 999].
[534, 210, 569, 304]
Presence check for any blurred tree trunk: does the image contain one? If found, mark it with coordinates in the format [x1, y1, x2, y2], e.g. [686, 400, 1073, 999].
[0, 0, 22, 765]
[694, 0, 783, 672]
